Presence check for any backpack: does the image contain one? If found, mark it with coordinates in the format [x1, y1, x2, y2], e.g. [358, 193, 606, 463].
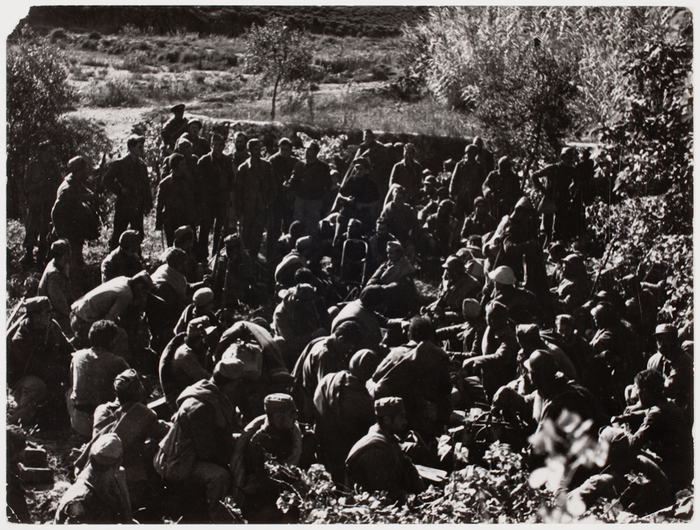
[152, 413, 196, 483]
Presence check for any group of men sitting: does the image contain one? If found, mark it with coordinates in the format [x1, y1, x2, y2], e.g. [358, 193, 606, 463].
[7, 110, 693, 522]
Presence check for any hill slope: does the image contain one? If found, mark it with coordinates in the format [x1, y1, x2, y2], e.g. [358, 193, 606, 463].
[17, 5, 430, 38]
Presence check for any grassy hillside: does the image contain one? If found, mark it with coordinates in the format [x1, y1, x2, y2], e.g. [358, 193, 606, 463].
[17, 6, 430, 38]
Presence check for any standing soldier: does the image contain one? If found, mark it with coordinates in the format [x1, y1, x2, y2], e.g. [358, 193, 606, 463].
[389, 143, 424, 206]
[267, 137, 299, 263]
[155, 154, 199, 246]
[161, 103, 189, 153]
[359, 129, 393, 201]
[51, 156, 100, 269]
[449, 144, 487, 222]
[234, 138, 274, 260]
[102, 135, 153, 250]
[196, 133, 234, 260]
[288, 141, 332, 237]
[531, 147, 578, 242]
[181, 119, 210, 159]
[38, 239, 74, 333]
[21, 139, 63, 266]
[232, 131, 250, 176]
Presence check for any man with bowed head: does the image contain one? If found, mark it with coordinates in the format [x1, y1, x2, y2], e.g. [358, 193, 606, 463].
[346, 396, 426, 502]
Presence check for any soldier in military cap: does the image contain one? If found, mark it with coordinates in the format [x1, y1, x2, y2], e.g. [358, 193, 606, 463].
[161, 103, 189, 151]
[51, 156, 100, 269]
[196, 133, 234, 260]
[101, 229, 144, 283]
[38, 239, 74, 332]
[7, 296, 74, 428]
[102, 135, 153, 249]
[346, 397, 426, 501]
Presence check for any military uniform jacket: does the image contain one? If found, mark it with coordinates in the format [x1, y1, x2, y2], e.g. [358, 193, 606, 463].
[102, 154, 152, 213]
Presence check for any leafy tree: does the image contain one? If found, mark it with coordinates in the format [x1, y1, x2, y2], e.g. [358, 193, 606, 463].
[401, 7, 582, 164]
[244, 17, 313, 120]
[7, 39, 76, 218]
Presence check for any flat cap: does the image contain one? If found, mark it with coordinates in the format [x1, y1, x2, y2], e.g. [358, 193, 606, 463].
[170, 103, 185, 113]
[24, 296, 52, 313]
[443, 255, 464, 274]
[488, 265, 517, 285]
[264, 393, 297, 415]
[473, 196, 487, 207]
[654, 323, 678, 338]
[211, 133, 225, 143]
[193, 287, 214, 307]
[386, 241, 404, 254]
[278, 137, 292, 147]
[374, 396, 405, 417]
[189, 119, 202, 128]
[174, 225, 195, 240]
[90, 433, 123, 466]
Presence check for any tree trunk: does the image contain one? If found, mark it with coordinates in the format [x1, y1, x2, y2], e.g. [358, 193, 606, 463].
[271, 75, 280, 121]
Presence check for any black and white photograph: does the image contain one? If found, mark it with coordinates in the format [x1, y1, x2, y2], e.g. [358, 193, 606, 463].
[5, 5, 694, 524]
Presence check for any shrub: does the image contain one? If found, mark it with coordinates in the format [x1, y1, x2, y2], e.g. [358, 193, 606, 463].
[82, 78, 143, 107]
[88, 31, 102, 40]
[7, 40, 76, 219]
[50, 28, 67, 41]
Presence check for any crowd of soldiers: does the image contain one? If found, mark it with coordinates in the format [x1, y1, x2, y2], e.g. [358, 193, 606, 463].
[7, 103, 694, 523]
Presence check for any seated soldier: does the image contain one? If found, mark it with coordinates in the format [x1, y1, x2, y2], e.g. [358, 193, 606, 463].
[174, 287, 223, 338]
[230, 394, 302, 523]
[612, 369, 693, 494]
[568, 425, 674, 516]
[7, 296, 74, 428]
[369, 317, 452, 443]
[492, 350, 606, 440]
[313, 349, 381, 484]
[214, 319, 292, 423]
[291, 321, 363, 422]
[159, 318, 212, 412]
[56, 434, 132, 523]
[346, 397, 426, 502]
[366, 241, 419, 318]
[645, 323, 693, 424]
[273, 283, 330, 368]
[155, 356, 245, 522]
[101, 230, 144, 283]
[424, 199, 460, 259]
[67, 320, 131, 438]
[150, 247, 206, 353]
[425, 256, 481, 325]
[461, 300, 519, 401]
[460, 196, 496, 239]
[486, 265, 541, 326]
[81, 369, 169, 516]
[211, 233, 267, 309]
